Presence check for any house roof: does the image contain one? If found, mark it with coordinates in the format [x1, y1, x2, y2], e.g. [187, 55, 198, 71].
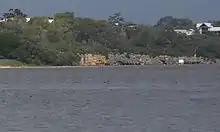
[196, 23, 213, 29]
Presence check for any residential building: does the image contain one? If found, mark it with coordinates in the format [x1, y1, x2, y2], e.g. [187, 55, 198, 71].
[48, 18, 54, 23]
[0, 18, 6, 22]
[174, 29, 195, 36]
[196, 22, 220, 34]
[25, 17, 31, 22]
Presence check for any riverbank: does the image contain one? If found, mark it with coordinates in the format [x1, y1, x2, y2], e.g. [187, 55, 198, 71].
[107, 53, 220, 65]
[80, 53, 220, 66]
[1, 63, 219, 69]
[1, 54, 220, 68]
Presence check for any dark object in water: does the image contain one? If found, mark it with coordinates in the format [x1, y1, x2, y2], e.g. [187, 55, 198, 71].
[104, 80, 110, 84]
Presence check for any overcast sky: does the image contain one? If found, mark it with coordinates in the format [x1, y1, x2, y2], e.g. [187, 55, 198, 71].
[0, 0, 220, 24]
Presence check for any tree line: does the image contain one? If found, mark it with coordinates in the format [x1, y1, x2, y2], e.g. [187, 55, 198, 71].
[0, 8, 220, 66]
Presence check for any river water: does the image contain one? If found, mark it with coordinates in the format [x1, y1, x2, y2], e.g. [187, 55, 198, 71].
[0, 65, 220, 132]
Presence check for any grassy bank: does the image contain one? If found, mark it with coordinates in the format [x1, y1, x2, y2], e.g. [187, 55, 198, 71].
[0, 59, 26, 67]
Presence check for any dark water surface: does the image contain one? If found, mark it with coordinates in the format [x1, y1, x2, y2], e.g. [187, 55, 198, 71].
[0, 65, 220, 132]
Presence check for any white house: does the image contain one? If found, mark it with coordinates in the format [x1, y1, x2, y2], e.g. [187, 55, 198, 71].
[25, 17, 31, 22]
[196, 22, 220, 34]
[48, 18, 54, 23]
[174, 29, 195, 36]
[0, 18, 6, 22]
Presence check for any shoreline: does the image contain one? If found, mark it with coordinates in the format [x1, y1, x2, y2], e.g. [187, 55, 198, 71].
[0, 63, 218, 69]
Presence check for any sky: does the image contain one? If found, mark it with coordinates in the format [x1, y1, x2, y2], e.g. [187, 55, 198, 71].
[0, 0, 220, 24]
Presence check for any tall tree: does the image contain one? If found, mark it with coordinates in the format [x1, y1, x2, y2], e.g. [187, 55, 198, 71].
[3, 8, 27, 19]
[108, 12, 124, 25]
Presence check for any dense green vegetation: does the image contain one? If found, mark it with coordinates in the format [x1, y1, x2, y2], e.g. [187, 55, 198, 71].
[0, 9, 220, 66]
